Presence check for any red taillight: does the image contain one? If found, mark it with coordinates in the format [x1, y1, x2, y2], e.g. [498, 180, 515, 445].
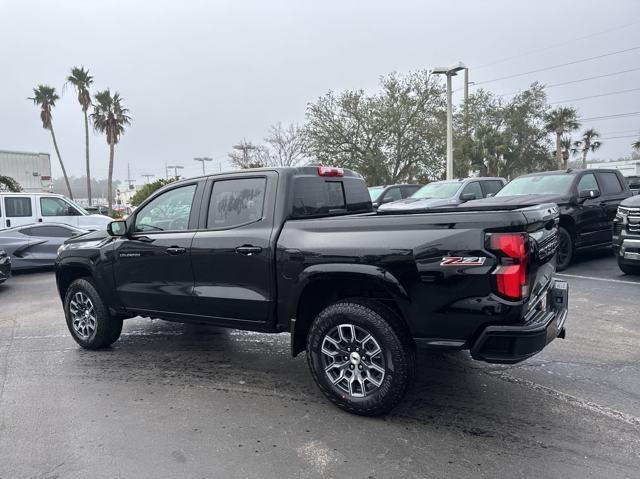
[317, 166, 344, 177]
[487, 233, 529, 300]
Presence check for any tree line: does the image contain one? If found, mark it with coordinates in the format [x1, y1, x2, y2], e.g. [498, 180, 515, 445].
[29, 67, 131, 210]
[228, 70, 640, 185]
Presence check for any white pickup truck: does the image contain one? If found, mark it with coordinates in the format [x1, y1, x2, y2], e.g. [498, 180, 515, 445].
[0, 193, 112, 230]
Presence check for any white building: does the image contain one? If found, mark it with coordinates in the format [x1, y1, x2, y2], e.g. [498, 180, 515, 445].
[0, 150, 53, 191]
[587, 159, 640, 177]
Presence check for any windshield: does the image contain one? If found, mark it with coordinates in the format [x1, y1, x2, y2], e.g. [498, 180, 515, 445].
[497, 175, 574, 196]
[65, 198, 89, 215]
[368, 187, 384, 201]
[411, 182, 461, 199]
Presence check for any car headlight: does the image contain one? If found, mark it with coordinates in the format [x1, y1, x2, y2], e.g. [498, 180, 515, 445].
[616, 207, 629, 221]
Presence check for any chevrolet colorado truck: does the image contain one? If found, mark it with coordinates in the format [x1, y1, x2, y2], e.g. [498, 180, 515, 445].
[56, 166, 568, 416]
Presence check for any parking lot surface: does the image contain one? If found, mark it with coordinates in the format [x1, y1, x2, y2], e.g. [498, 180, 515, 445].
[1, 252, 639, 478]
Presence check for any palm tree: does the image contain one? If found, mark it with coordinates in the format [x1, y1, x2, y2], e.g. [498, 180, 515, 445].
[66, 67, 94, 205]
[632, 138, 640, 151]
[544, 107, 581, 169]
[91, 90, 131, 211]
[29, 85, 73, 199]
[573, 129, 602, 168]
[559, 135, 573, 169]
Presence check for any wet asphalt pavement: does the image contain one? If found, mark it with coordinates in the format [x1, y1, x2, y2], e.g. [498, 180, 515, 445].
[0, 251, 639, 478]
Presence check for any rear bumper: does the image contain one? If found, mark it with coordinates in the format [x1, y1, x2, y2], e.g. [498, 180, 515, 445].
[470, 279, 568, 364]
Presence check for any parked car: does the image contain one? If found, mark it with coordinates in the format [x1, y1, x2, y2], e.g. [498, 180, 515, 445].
[56, 166, 568, 416]
[378, 177, 506, 212]
[0, 250, 10, 284]
[0, 223, 87, 270]
[368, 184, 421, 209]
[465, 169, 632, 270]
[0, 193, 112, 231]
[612, 194, 640, 275]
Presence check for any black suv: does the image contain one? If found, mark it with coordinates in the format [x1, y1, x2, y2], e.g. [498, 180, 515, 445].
[466, 169, 632, 270]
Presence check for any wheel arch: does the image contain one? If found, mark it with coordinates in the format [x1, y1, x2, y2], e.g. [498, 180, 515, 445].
[288, 264, 411, 357]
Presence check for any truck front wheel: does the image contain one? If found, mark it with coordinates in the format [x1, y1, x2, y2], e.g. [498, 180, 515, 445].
[63, 278, 122, 350]
[556, 227, 573, 271]
[306, 300, 415, 416]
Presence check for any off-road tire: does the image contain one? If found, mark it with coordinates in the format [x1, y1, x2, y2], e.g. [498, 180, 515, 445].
[306, 299, 415, 416]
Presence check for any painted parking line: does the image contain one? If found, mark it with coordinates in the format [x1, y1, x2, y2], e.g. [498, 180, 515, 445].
[557, 273, 640, 286]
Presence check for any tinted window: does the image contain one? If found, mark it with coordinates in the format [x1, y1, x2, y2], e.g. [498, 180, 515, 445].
[577, 173, 598, 192]
[482, 180, 504, 197]
[135, 184, 196, 232]
[4, 197, 32, 217]
[32, 225, 74, 238]
[292, 178, 350, 216]
[382, 187, 401, 203]
[461, 181, 482, 199]
[19, 227, 34, 236]
[401, 185, 420, 198]
[598, 172, 623, 195]
[207, 178, 266, 229]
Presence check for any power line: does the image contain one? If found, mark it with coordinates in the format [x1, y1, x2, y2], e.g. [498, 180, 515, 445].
[498, 67, 640, 97]
[580, 111, 640, 121]
[550, 87, 640, 105]
[473, 19, 640, 70]
[599, 134, 639, 140]
[472, 45, 640, 87]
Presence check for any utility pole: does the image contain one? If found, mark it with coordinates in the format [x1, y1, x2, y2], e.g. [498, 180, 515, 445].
[166, 165, 184, 178]
[141, 174, 155, 184]
[432, 62, 467, 180]
[124, 163, 135, 191]
[193, 157, 213, 175]
[464, 68, 469, 135]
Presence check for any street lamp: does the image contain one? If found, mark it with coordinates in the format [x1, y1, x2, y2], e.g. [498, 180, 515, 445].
[166, 165, 184, 179]
[193, 157, 213, 175]
[432, 61, 467, 180]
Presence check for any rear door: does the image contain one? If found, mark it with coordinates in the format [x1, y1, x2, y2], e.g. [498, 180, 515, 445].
[2, 196, 35, 228]
[190, 172, 276, 326]
[37, 196, 83, 226]
[112, 181, 202, 315]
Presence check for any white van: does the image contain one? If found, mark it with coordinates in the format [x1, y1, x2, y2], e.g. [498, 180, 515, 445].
[0, 193, 112, 230]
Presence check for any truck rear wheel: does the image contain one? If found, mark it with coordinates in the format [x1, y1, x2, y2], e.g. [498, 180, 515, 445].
[64, 278, 122, 350]
[306, 299, 415, 416]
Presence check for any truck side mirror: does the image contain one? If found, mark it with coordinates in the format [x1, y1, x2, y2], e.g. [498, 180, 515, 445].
[460, 193, 477, 202]
[107, 220, 127, 237]
[578, 189, 600, 201]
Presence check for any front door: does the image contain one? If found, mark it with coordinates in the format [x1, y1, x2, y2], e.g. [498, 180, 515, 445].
[113, 182, 200, 316]
[574, 173, 608, 247]
[191, 174, 276, 326]
[3, 196, 34, 228]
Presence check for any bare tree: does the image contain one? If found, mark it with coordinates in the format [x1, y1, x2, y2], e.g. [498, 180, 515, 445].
[228, 139, 264, 169]
[263, 122, 309, 167]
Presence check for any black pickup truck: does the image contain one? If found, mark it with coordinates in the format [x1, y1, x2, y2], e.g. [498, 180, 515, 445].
[56, 166, 568, 416]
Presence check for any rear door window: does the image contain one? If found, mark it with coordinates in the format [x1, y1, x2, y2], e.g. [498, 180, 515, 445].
[207, 178, 266, 229]
[597, 172, 623, 195]
[4, 197, 32, 217]
[481, 180, 504, 197]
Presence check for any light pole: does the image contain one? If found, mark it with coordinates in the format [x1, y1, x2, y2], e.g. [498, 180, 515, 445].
[193, 157, 213, 175]
[432, 62, 467, 180]
[166, 165, 184, 179]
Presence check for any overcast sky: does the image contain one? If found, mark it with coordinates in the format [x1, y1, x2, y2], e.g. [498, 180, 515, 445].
[1, 0, 639, 184]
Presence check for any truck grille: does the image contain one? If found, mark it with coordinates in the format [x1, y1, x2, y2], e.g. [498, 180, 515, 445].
[536, 232, 558, 261]
[620, 206, 640, 233]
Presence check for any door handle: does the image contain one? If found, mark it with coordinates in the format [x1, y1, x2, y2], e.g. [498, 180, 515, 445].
[5, 219, 10, 228]
[235, 245, 262, 256]
[166, 246, 187, 255]
[38, 218, 43, 223]
[599, 202, 607, 207]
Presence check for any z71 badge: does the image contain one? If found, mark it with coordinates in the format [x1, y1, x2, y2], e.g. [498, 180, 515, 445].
[440, 256, 486, 266]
